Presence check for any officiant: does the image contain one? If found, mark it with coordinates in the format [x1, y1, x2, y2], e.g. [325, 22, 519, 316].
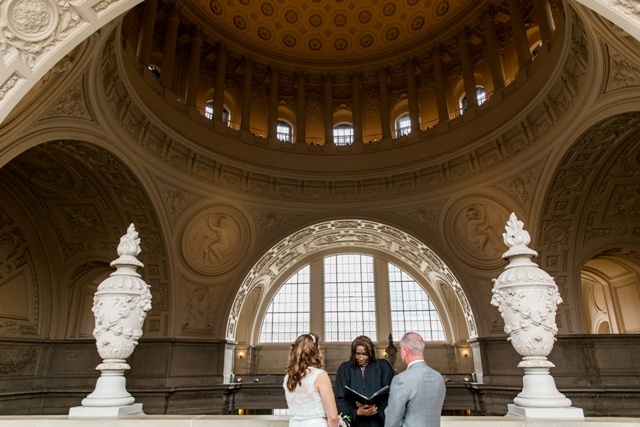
[334, 336, 395, 427]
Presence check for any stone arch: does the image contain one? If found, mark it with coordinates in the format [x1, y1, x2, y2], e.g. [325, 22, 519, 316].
[0, 0, 143, 124]
[226, 219, 478, 341]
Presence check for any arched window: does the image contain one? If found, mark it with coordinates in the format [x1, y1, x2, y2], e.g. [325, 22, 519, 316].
[531, 41, 543, 60]
[459, 86, 487, 111]
[148, 65, 161, 82]
[333, 124, 354, 146]
[259, 265, 310, 343]
[395, 114, 411, 138]
[277, 120, 294, 142]
[258, 253, 445, 343]
[205, 101, 230, 124]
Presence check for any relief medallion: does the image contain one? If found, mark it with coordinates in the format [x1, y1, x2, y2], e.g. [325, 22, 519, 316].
[181, 206, 249, 275]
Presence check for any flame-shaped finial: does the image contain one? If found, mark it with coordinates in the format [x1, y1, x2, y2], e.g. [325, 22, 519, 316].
[503, 213, 530, 248]
[117, 224, 142, 258]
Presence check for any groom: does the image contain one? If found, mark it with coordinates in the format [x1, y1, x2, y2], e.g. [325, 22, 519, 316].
[384, 332, 446, 427]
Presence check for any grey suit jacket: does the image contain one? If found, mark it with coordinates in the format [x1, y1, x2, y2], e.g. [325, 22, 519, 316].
[383, 361, 446, 427]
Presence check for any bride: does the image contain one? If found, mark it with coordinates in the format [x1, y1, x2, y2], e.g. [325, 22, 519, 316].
[284, 333, 339, 427]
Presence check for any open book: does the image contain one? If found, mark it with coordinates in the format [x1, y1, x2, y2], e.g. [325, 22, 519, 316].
[344, 385, 390, 405]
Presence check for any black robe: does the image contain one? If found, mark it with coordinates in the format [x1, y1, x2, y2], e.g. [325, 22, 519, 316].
[334, 359, 395, 427]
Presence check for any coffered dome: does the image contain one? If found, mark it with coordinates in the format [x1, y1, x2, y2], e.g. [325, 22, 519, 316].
[181, 0, 475, 66]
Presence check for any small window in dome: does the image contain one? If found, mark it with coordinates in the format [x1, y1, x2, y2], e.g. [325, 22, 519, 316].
[277, 120, 293, 142]
[333, 123, 354, 146]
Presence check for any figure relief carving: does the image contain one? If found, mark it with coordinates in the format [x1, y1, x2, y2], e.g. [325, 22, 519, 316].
[182, 207, 249, 275]
[458, 203, 503, 261]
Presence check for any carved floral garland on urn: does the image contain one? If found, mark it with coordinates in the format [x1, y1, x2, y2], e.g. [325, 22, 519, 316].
[491, 213, 573, 409]
[81, 223, 152, 409]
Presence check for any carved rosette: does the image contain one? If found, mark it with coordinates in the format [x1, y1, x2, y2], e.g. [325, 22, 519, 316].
[92, 224, 151, 370]
[1, 0, 82, 68]
[491, 213, 562, 367]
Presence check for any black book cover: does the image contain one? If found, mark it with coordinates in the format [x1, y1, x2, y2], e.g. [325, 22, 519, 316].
[344, 385, 390, 405]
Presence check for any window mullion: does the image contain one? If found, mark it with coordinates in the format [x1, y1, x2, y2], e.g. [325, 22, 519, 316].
[374, 256, 391, 342]
[309, 258, 325, 340]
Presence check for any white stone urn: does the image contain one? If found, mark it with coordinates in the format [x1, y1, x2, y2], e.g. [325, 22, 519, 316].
[491, 213, 582, 418]
[70, 224, 152, 416]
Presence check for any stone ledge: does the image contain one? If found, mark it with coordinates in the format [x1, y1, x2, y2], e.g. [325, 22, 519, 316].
[0, 415, 638, 427]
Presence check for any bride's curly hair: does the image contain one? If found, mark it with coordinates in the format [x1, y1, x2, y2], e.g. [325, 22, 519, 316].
[285, 333, 322, 392]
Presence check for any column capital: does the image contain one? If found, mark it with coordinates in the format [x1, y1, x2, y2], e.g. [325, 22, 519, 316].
[349, 71, 363, 82]
[268, 65, 280, 78]
[294, 71, 308, 82]
[321, 73, 336, 83]
[458, 26, 473, 41]
[375, 67, 391, 79]
[190, 26, 205, 41]
[166, 3, 181, 21]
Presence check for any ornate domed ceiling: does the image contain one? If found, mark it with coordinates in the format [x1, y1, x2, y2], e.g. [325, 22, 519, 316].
[185, 0, 474, 65]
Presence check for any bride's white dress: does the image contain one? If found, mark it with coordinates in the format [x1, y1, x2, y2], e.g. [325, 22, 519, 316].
[283, 367, 328, 427]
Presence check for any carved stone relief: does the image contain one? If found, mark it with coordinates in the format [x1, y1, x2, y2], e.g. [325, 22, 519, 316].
[0, 0, 82, 68]
[159, 180, 198, 222]
[496, 164, 542, 210]
[182, 206, 250, 275]
[226, 219, 477, 340]
[607, 48, 640, 91]
[0, 348, 37, 374]
[446, 200, 509, 268]
[44, 77, 92, 119]
[182, 281, 218, 334]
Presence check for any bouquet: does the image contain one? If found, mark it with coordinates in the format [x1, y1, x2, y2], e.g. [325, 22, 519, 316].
[338, 413, 351, 427]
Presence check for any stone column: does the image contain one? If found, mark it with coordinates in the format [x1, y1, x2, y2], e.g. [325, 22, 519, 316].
[213, 45, 228, 122]
[185, 29, 203, 107]
[351, 72, 363, 144]
[534, 0, 554, 43]
[491, 213, 584, 419]
[378, 68, 391, 140]
[160, 5, 180, 91]
[69, 224, 152, 417]
[459, 28, 477, 109]
[240, 58, 253, 132]
[432, 47, 449, 123]
[484, 6, 505, 91]
[406, 59, 420, 134]
[323, 74, 334, 145]
[268, 67, 279, 139]
[295, 73, 307, 144]
[507, 0, 531, 71]
[136, 0, 157, 66]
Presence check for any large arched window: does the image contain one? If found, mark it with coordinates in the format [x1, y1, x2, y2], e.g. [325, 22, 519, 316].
[277, 120, 294, 142]
[258, 253, 445, 343]
[333, 124, 354, 146]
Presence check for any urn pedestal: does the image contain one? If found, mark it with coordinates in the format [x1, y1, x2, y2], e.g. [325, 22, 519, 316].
[69, 224, 152, 417]
[490, 213, 583, 419]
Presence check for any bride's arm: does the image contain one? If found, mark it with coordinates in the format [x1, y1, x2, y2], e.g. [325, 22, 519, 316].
[316, 370, 339, 427]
